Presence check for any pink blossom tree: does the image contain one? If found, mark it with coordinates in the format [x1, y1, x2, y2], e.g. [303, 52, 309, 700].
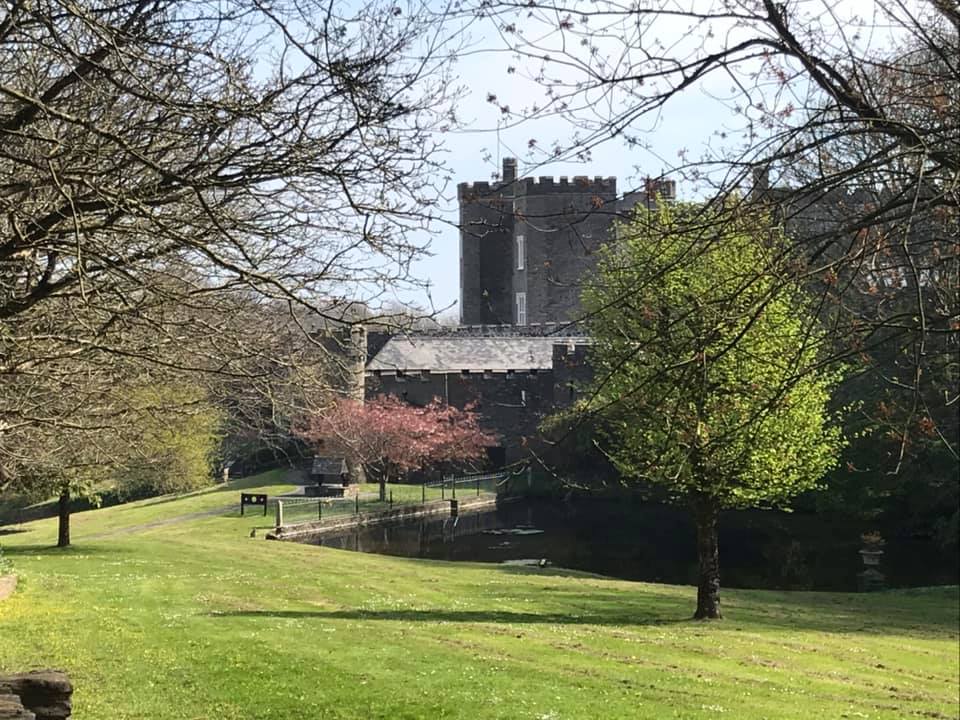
[296, 395, 498, 501]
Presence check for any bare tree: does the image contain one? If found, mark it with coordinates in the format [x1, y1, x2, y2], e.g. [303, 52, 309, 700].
[462, 0, 957, 464]
[0, 0, 461, 531]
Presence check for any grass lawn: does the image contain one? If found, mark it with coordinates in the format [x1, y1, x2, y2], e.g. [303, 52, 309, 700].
[0, 471, 957, 719]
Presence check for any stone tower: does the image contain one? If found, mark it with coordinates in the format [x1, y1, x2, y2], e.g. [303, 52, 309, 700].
[512, 174, 617, 325]
[458, 158, 677, 326]
[458, 159, 516, 325]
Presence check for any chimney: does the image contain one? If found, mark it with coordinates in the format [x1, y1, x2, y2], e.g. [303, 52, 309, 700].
[502, 157, 517, 184]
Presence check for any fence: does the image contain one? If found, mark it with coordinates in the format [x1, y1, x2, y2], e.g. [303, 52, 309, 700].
[425, 471, 506, 500]
[271, 471, 508, 530]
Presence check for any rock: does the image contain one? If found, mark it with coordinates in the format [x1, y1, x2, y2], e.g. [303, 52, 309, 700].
[0, 672, 71, 720]
[0, 694, 35, 720]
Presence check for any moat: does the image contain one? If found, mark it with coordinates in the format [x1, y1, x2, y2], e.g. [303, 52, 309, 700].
[295, 498, 958, 592]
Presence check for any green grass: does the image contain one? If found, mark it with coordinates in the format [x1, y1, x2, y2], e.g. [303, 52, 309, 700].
[1, 471, 957, 719]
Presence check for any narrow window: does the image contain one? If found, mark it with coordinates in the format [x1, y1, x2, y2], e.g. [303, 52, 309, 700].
[516, 234, 526, 270]
[516, 292, 527, 326]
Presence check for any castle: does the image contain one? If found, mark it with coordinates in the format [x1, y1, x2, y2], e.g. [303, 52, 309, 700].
[357, 158, 673, 468]
[458, 158, 675, 326]
[346, 159, 937, 475]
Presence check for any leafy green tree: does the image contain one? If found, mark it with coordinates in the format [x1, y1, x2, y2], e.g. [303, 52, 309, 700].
[579, 204, 845, 619]
[4, 381, 222, 547]
[117, 384, 224, 501]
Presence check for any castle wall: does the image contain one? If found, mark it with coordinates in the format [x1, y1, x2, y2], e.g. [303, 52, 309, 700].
[368, 369, 555, 466]
[457, 161, 680, 327]
[458, 180, 514, 325]
[366, 338, 592, 467]
[514, 176, 617, 324]
[551, 342, 593, 408]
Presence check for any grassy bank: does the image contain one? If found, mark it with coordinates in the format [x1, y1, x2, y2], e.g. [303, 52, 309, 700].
[0, 471, 957, 719]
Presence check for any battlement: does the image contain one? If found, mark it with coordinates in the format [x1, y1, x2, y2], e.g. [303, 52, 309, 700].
[395, 322, 587, 338]
[458, 163, 621, 201]
[458, 180, 503, 199]
[515, 175, 616, 196]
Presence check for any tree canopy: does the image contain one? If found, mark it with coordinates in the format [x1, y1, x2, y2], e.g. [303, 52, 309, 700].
[579, 202, 845, 617]
[296, 395, 497, 500]
[0, 0, 459, 511]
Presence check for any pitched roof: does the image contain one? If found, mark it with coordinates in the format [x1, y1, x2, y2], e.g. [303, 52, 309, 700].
[366, 335, 586, 373]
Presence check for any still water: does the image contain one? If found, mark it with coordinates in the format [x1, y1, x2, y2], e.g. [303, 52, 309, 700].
[302, 499, 958, 591]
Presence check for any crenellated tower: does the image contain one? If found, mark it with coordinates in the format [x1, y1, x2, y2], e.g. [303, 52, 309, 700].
[457, 159, 517, 325]
[458, 159, 676, 326]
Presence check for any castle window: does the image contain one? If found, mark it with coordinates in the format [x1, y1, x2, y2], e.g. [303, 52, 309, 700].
[516, 292, 527, 325]
[516, 234, 526, 270]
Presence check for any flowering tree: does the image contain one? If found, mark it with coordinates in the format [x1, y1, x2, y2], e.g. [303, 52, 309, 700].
[297, 396, 498, 501]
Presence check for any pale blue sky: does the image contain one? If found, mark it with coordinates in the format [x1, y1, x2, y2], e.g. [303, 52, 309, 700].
[407, 53, 740, 316]
[395, 0, 909, 317]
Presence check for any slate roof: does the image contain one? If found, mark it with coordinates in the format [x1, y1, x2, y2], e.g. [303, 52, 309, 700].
[311, 457, 347, 476]
[366, 335, 587, 373]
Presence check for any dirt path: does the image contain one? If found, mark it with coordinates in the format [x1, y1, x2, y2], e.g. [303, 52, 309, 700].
[0, 575, 16, 601]
[82, 469, 309, 540]
[82, 506, 238, 540]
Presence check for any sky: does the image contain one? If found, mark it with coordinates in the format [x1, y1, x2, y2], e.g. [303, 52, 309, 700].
[397, 0, 912, 319]
[405, 11, 737, 317]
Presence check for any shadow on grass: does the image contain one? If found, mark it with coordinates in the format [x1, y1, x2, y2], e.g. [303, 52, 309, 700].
[727, 585, 960, 637]
[210, 584, 960, 637]
[210, 608, 686, 626]
[494, 564, 620, 581]
[0, 543, 129, 557]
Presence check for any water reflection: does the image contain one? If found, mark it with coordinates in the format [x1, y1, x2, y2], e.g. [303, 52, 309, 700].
[301, 499, 958, 591]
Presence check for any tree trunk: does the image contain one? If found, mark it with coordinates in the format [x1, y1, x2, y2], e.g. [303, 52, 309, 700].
[57, 489, 71, 548]
[693, 499, 721, 619]
[379, 471, 387, 503]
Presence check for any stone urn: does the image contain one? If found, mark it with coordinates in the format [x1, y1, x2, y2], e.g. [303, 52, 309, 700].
[857, 532, 886, 591]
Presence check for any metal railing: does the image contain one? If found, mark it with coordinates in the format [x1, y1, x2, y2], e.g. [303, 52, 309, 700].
[272, 471, 509, 529]
[424, 471, 508, 500]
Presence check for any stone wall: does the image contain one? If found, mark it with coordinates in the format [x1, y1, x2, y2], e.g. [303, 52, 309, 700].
[0, 671, 71, 720]
[369, 368, 555, 465]
[513, 176, 618, 325]
[458, 177, 515, 325]
[458, 162, 679, 328]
